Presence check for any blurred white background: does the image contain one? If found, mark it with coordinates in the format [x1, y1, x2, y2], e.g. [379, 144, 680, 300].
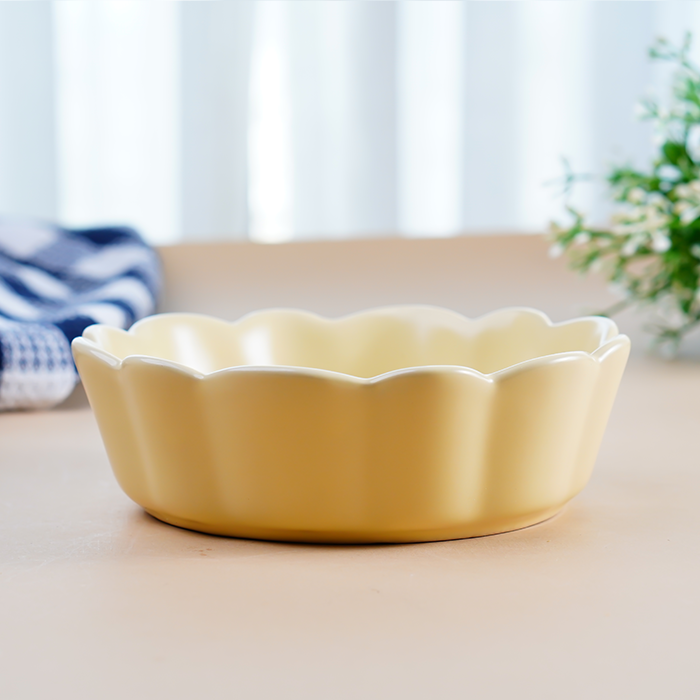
[1, 1, 699, 245]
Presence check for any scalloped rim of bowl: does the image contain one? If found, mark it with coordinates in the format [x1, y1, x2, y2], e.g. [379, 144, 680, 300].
[72, 305, 629, 384]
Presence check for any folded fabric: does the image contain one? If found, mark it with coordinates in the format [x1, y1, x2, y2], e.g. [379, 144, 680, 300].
[0, 220, 160, 411]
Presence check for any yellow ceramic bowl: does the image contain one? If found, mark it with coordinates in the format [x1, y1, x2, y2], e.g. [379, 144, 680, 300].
[72, 306, 630, 543]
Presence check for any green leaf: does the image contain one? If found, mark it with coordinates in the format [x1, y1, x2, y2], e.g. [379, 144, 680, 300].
[662, 141, 690, 166]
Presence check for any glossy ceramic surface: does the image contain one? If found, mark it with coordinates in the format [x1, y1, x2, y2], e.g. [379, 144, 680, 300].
[72, 307, 630, 543]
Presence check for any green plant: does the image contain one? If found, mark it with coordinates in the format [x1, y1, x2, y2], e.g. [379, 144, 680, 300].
[551, 33, 700, 350]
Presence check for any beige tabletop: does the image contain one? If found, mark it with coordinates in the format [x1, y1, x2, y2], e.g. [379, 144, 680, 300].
[1, 234, 698, 699]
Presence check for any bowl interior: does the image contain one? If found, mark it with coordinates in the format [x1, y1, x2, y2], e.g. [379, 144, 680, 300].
[85, 308, 618, 378]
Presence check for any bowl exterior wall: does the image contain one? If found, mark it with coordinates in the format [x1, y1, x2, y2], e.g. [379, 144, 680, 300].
[73, 338, 629, 543]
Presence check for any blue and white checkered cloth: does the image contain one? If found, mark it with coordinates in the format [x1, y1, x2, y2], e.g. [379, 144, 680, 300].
[0, 220, 160, 410]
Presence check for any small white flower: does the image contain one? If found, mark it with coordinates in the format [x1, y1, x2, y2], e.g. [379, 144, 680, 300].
[627, 187, 646, 204]
[673, 179, 700, 225]
[574, 232, 591, 245]
[688, 125, 700, 161]
[646, 192, 667, 207]
[548, 243, 564, 259]
[651, 232, 672, 253]
[691, 244, 700, 259]
[658, 164, 682, 181]
[675, 184, 691, 199]
[681, 207, 700, 226]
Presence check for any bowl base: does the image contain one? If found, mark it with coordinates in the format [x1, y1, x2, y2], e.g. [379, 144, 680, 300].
[143, 505, 565, 544]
